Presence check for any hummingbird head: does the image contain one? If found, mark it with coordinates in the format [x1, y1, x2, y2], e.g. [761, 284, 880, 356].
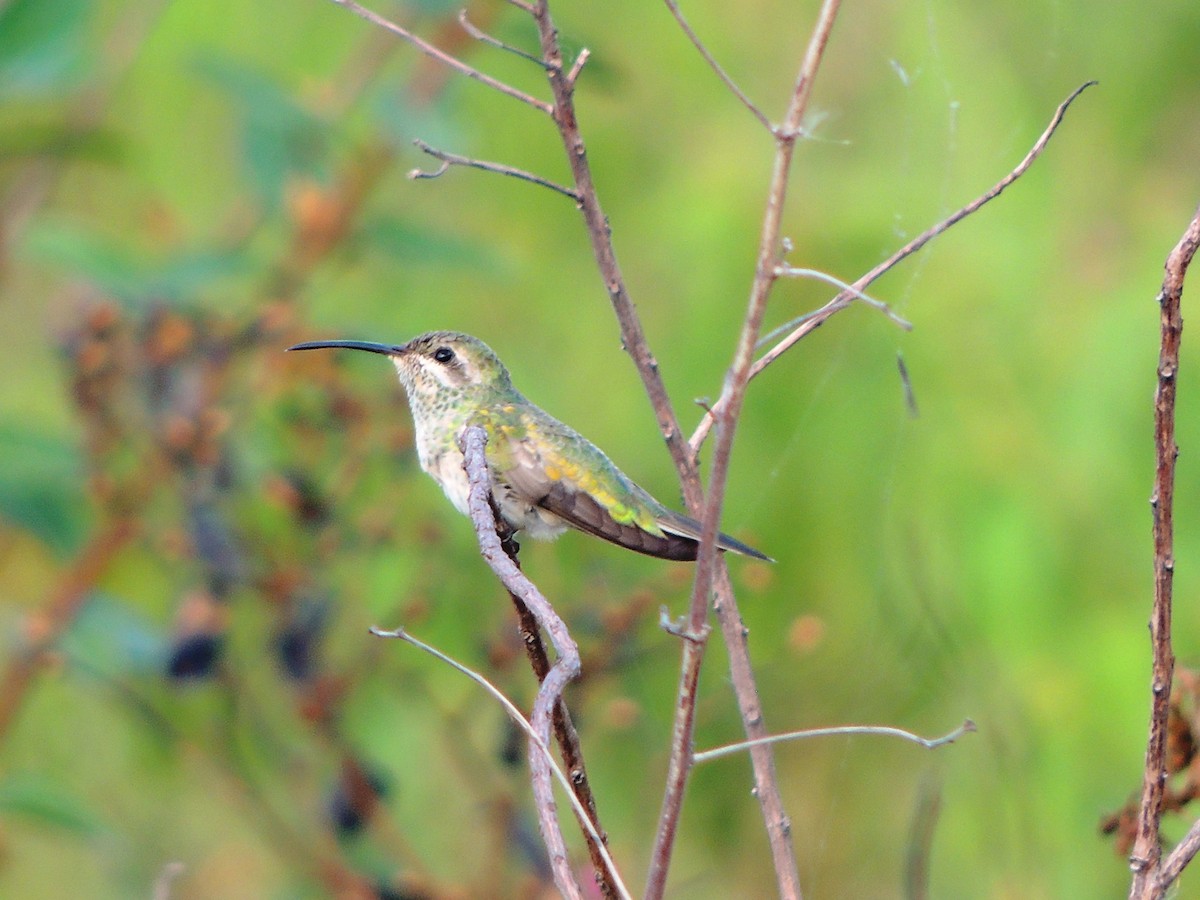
[288, 331, 515, 413]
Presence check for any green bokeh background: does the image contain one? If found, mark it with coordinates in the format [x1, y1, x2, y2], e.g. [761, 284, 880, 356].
[2, 0, 1199, 897]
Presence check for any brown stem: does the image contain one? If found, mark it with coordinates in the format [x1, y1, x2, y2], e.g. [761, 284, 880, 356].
[0, 517, 139, 741]
[527, 0, 702, 500]
[648, 6, 844, 898]
[1129, 204, 1200, 900]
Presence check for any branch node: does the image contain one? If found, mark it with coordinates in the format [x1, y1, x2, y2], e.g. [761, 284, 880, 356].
[659, 607, 710, 643]
[565, 47, 590, 87]
[458, 9, 551, 69]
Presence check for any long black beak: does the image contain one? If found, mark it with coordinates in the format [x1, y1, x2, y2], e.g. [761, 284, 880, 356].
[287, 340, 403, 356]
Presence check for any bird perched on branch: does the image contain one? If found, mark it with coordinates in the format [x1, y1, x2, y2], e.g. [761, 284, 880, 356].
[289, 331, 769, 562]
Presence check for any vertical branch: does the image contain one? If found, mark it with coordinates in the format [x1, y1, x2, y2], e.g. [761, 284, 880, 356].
[648, 4, 842, 898]
[1130, 204, 1200, 900]
[527, 0, 702, 501]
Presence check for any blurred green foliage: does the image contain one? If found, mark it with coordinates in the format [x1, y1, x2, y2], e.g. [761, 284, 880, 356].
[1, 0, 1199, 897]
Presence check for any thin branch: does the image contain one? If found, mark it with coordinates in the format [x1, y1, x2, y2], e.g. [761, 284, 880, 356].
[458, 425, 584, 900]
[768, 265, 913, 332]
[527, 0, 702, 497]
[565, 48, 590, 89]
[693, 719, 975, 764]
[1129, 203, 1200, 900]
[326, 0, 553, 114]
[662, 0, 772, 131]
[409, 139, 580, 200]
[457, 10, 550, 69]
[689, 81, 1097, 453]
[370, 625, 631, 900]
[1156, 814, 1200, 890]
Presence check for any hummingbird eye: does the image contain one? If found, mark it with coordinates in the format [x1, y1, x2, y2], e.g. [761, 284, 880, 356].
[432, 346, 455, 364]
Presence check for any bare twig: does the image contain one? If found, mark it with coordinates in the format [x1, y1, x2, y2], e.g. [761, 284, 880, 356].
[369, 625, 631, 899]
[689, 80, 1098, 453]
[662, 0, 772, 131]
[527, 0, 702, 495]
[409, 139, 580, 200]
[326, 0, 553, 114]
[1157, 815, 1200, 890]
[649, 7, 845, 899]
[693, 719, 975, 764]
[564, 48, 590, 89]
[458, 425, 584, 900]
[1129, 204, 1200, 900]
[457, 10, 549, 68]
[769, 265, 912, 331]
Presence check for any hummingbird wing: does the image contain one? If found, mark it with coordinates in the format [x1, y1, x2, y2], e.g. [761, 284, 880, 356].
[492, 409, 770, 561]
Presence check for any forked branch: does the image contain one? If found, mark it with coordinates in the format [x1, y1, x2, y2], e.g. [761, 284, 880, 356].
[328, 0, 552, 113]
[689, 80, 1098, 452]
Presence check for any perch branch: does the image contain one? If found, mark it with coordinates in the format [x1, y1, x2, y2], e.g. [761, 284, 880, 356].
[458, 425, 585, 900]
[693, 718, 975, 764]
[409, 139, 580, 200]
[1128, 203, 1200, 900]
[490, 520, 617, 898]
[689, 80, 1097, 453]
[326, 0, 553, 114]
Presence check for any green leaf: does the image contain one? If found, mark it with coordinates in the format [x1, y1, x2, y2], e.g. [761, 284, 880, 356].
[0, 0, 92, 98]
[21, 220, 248, 307]
[0, 422, 87, 555]
[62, 593, 169, 677]
[0, 773, 106, 838]
[195, 56, 330, 208]
[359, 216, 504, 272]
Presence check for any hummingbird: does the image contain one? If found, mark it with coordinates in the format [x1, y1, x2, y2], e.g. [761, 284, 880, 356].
[288, 331, 769, 562]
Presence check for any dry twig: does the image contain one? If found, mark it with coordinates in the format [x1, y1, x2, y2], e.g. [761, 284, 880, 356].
[689, 81, 1097, 452]
[1128, 203, 1200, 900]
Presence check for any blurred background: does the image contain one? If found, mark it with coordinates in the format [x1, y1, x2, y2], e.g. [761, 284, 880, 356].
[1, 0, 1199, 897]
